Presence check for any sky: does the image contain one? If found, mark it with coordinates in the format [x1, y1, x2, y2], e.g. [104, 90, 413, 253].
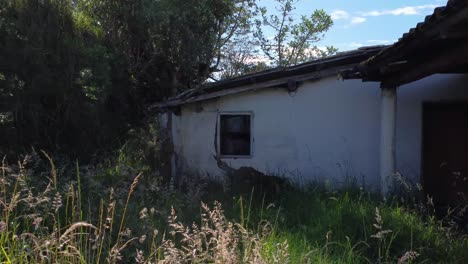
[257, 0, 447, 51]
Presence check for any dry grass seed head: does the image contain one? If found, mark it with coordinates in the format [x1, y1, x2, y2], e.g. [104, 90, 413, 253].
[135, 249, 145, 264]
[52, 192, 62, 212]
[398, 250, 420, 264]
[59, 222, 97, 243]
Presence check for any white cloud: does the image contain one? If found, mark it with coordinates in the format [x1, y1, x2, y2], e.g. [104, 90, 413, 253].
[331, 10, 368, 26]
[361, 4, 438, 17]
[331, 10, 349, 20]
[350, 17, 366, 24]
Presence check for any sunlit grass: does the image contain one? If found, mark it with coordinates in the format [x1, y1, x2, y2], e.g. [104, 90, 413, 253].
[0, 154, 466, 263]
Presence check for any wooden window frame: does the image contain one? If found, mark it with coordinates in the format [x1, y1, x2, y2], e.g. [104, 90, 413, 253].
[217, 111, 254, 159]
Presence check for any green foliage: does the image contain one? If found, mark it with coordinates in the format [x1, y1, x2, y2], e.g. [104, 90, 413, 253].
[227, 188, 467, 263]
[218, 0, 338, 79]
[254, 0, 336, 67]
[0, 0, 270, 156]
[77, 0, 257, 95]
[0, 0, 140, 157]
[218, 34, 270, 79]
[0, 0, 337, 156]
[0, 152, 466, 263]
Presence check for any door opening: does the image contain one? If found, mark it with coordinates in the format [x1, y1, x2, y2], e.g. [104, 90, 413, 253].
[422, 103, 468, 209]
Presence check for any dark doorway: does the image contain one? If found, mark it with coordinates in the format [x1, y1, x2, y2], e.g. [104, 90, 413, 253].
[422, 103, 468, 208]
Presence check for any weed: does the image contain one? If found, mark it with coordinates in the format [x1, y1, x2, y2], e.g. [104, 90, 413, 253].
[0, 153, 466, 263]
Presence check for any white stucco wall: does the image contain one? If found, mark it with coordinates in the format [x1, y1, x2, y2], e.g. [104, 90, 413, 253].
[395, 74, 468, 184]
[170, 73, 468, 189]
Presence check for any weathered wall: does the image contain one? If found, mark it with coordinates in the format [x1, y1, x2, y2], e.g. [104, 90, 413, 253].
[170, 74, 468, 189]
[395, 74, 468, 184]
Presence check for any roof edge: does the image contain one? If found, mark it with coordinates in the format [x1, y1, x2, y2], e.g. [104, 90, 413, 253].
[154, 64, 357, 109]
[151, 45, 386, 110]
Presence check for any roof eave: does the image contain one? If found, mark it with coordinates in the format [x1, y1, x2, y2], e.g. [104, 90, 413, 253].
[152, 46, 386, 109]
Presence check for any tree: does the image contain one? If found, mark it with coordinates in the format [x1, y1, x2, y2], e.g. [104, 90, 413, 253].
[216, 0, 337, 79]
[217, 33, 269, 80]
[254, 0, 336, 67]
[0, 0, 336, 156]
[0, 0, 90, 151]
[0, 0, 130, 155]
[0, 0, 263, 156]
[77, 0, 257, 97]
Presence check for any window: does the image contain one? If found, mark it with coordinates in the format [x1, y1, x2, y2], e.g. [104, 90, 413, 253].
[219, 113, 252, 157]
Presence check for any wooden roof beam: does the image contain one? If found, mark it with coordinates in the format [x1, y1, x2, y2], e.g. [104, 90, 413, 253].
[381, 42, 468, 87]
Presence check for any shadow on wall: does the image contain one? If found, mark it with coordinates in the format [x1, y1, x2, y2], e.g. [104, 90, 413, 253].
[213, 155, 291, 196]
[176, 154, 371, 196]
[175, 153, 371, 197]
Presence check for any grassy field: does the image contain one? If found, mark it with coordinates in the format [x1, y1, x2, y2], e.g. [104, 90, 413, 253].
[0, 154, 466, 263]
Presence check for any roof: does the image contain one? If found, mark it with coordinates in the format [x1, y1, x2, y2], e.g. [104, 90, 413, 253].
[341, 0, 468, 87]
[153, 46, 385, 109]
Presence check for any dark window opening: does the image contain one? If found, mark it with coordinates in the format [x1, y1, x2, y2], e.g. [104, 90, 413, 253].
[220, 114, 251, 156]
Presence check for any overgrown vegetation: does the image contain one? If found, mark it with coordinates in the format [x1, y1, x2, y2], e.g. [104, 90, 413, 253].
[0, 151, 466, 263]
[1, 1, 466, 263]
[0, 0, 336, 157]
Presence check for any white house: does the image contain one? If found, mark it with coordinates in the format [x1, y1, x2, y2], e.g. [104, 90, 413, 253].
[156, 0, 468, 205]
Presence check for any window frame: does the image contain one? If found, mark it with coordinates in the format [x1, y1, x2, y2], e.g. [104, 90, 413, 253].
[217, 111, 254, 159]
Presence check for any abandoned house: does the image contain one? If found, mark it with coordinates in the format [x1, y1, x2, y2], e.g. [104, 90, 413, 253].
[156, 0, 468, 205]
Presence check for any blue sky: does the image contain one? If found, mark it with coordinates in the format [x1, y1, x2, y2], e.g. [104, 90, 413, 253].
[258, 0, 446, 51]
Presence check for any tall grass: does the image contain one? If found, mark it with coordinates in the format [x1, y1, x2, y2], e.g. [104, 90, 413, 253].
[0, 155, 288, 263]
[0, 154, 466, 263]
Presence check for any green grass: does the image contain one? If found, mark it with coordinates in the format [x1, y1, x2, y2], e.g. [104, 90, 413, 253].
[215, 187, 467, 263]
[0, 154, 466, 263]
